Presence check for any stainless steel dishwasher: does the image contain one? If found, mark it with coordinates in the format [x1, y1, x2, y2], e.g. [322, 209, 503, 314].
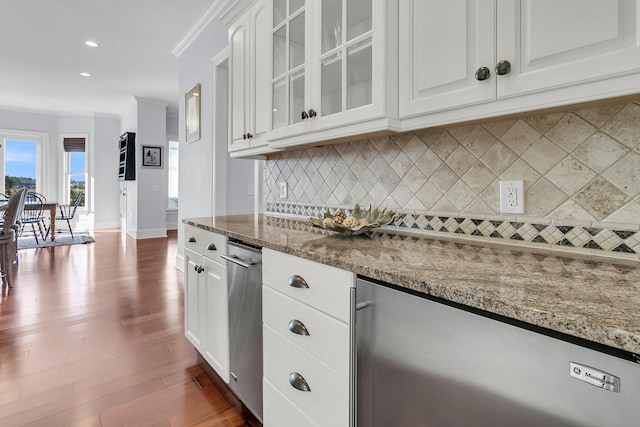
[355, 277, 640, 426]
[220, 240, 263, 422]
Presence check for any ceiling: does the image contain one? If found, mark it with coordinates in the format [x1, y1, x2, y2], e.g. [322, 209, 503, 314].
[0, 0, 216, 117]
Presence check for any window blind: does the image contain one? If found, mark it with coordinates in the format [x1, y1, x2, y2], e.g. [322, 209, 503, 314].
[63, 137, 85, 152]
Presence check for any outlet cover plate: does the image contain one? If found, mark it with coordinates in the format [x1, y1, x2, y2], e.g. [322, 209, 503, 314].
[499, 180, 524, 214]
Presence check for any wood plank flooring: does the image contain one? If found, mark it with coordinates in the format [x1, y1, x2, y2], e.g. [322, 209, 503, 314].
[0, 229, 250, 426]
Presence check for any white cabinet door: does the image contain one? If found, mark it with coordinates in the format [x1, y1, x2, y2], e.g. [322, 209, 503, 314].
[269, 0, 395, 145]
[399, 0, 640, 125]
[229, 13, 250, 151]
[399, 0, 496, 117]
[202, 256, 230, 383]
[184, 242, 229, 383]
[497, 0, 640, 98]
[228, 0, 270, 154]
[184, 248, 204, 349]
[270, 0, 314, 137]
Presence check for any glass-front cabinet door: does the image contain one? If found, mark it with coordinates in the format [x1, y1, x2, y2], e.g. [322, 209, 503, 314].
[319, 0, 373, 117]
[269, 0, 391, 145]
[271, 0, 311, 132]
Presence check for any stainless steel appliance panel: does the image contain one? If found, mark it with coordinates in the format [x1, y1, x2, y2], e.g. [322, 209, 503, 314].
[355, 278, 640, 427]
[226, 241, 263, 421]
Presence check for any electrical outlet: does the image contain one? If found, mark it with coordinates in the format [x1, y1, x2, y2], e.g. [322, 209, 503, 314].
[279, 182, 288, 199]
[500, 180, 524, 214]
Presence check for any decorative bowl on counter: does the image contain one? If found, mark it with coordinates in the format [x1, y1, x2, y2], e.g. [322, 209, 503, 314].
[309, 204, 397, 235]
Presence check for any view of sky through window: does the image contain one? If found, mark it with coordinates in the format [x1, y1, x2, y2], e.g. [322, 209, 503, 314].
[5, 139, 36, 178]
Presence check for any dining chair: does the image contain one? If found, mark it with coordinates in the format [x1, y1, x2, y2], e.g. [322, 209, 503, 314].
[1, 188, 27, 287]
[20, 192, 47, 244]
[55, 191, 84, 238]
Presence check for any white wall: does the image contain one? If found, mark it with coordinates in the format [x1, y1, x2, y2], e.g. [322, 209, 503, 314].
[177, 19, 226, 250]
[120, 102, 138, 234]
[135, 98, 168, 238]
[176, 17, 257, 260]
[94, 116, 122, 229]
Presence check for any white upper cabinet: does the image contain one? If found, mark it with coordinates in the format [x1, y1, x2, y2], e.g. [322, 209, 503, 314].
[268, 0, 398, 147]
[399, 0, 640, 126]
[497, 0, 640, 97]
[227, 0, 271, 155]
[399, 1, 496, 117]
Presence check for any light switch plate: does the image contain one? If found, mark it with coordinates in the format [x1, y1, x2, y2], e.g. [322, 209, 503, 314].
[499, 180, 524, 214]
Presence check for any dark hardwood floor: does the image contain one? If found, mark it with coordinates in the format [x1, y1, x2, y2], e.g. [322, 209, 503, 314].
[0, 229, 249, 426]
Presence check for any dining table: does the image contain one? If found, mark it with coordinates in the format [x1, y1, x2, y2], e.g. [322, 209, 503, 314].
[1, 200, 59, 241]
[29, 202, 58, 241]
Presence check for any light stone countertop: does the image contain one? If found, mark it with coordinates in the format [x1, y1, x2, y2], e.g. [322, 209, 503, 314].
[184, 214, 640, 356]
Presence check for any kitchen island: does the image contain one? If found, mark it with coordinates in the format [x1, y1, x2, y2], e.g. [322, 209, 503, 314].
[184, 214, 640, 357]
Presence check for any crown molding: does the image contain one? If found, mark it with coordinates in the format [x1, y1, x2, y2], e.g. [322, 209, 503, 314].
[134, 96, 169, 107]
[172, 0, 236, 58]
[0, 104, 119, 119]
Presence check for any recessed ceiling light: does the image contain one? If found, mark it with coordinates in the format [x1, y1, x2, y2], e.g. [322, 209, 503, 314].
[80, 72, 91, 77]
[85, 41, 98, 47]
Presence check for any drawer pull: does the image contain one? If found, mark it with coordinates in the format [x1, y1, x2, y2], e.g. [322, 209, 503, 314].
[187, 236, 196, 243]
[207, 243, 217, 251]
[289, 372, 311, 392]
[288, 319, 310, 336]
[288, 274, 309, 289]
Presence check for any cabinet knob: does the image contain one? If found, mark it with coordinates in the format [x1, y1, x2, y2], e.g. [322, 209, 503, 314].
[188, 236, 196, 243]
[307, 108, 317, 118]
[242, 133, 247, 140]
[247, 133, 253, 139]
[288, 274, 309, 289]
[194, 264, 204, 274]
[475, 66, 490, 81]
[289, 372, 311, 392]
[301, 110, 309, 120]
[495, 60, 511, 76]
[207, 243, 217, 251]
[288, 319, 310, 336]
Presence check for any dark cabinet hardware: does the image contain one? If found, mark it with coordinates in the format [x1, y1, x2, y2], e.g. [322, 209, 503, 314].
[475, 66, 490, 81]
[495, 60, 511, 76]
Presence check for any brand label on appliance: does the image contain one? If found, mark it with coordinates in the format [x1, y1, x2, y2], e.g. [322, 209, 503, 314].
[570, 362, 620, 392]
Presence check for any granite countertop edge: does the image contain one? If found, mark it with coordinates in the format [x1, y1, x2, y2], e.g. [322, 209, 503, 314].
[183, 215, 640, 356]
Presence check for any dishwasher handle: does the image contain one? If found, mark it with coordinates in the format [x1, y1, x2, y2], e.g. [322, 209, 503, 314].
[220, 254, 253, 269]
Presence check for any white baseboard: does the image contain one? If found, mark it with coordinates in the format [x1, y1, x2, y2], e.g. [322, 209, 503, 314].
[94, 221, 121, 230]
[127, 228, 167, 239]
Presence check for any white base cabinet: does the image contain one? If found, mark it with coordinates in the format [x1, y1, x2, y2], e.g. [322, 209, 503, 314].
[184, 225, 230, 383]
[262, 248, 355, 427]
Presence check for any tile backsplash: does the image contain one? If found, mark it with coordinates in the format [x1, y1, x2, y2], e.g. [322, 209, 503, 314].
[264, 101, 640, 259]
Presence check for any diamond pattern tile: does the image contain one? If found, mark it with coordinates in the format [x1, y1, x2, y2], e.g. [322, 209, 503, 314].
[265, 101, 640, 260]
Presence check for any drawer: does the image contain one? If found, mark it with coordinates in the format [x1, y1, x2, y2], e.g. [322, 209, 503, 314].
[263, 378, 317, 427]
[184, 225, 227, 264]
[263, 249, 354, 322]
[263, 325, 349, 427]
[263, 286, 349, 376]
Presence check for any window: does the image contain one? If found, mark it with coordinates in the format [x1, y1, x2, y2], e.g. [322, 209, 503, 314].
[167, 140, 179, 209]
[63, 137, 86, 206]
[0, 130, 47, 196]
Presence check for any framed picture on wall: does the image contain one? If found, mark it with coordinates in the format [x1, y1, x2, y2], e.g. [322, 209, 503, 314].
[185, 83, 201, 143]
[142, 145, 162, 167]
